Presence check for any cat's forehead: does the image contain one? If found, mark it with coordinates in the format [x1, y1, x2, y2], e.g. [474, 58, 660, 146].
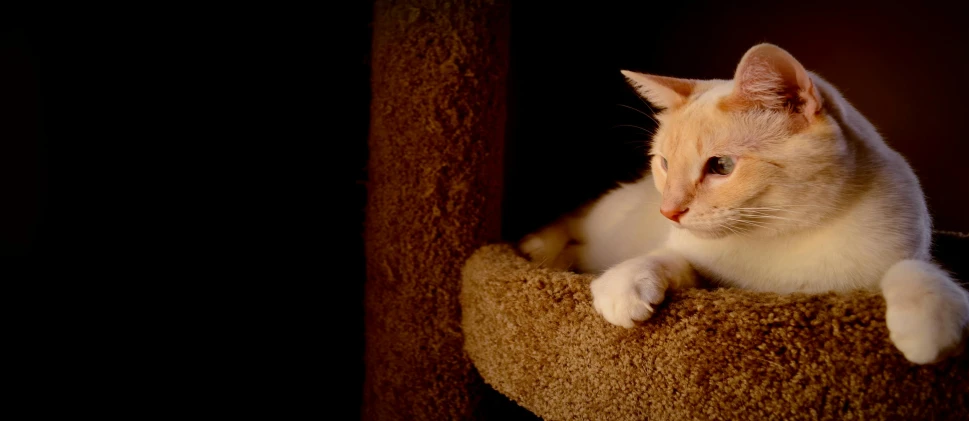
[686, 80, 734, 108]
[655, 85, 733, 147]
[654, 80, 785, 154]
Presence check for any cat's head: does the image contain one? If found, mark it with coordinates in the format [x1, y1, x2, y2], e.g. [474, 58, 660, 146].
[623, 43, 855, 239]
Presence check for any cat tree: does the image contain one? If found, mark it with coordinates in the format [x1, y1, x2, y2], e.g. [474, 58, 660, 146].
[363, 1, 969, 419]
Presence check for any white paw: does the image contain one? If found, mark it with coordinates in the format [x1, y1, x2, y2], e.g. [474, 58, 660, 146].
[882, 260, 969, 365]
[591, 262, 667, 328]
[886, 300, 967, 364]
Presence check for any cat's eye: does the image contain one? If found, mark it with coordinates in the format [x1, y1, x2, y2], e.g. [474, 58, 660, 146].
[660, 157, 668, 171]
[707, 156, 735, 175]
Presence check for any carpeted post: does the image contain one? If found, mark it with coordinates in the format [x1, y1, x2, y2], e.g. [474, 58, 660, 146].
[363, 0, 510, 419]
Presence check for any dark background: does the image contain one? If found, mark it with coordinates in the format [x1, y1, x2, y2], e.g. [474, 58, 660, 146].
[3, 1, 966, 419]
[2, 7, 372, 418]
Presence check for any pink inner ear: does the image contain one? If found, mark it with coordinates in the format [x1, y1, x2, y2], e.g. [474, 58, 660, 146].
[736, 57, 790, 109]
[732, 44, 822, 116]
[798, 72, 822, 116]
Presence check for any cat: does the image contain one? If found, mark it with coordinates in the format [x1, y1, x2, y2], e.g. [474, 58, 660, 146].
[519, 43, 969, 365]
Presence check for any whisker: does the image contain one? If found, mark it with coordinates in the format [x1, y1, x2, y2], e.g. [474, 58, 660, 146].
[720, 224, 748, 237]
[727, 218, 774, 231]
[735, 205, 841, 210]
[633, 95, 660, 119]
[737, 213, 822, 227]
[737, 227, 755, 235]
[734, 205, 844, 213]
[757, 204, 845, 209]
[736, 212, 805, 221]
[734, 209, 773, 216]
[616, 104, 659, 125]
[730, 224, 754, 236]
[611, 124, 655, 135]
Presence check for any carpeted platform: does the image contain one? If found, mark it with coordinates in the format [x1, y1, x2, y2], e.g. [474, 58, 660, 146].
[461, 236, 969, 420]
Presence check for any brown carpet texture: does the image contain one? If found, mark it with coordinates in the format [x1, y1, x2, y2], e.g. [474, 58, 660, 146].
[461, 239, 969, 420]
[363, 0, 510, 420]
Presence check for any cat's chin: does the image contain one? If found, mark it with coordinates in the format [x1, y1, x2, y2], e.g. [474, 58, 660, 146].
[679, 225, 731, 240]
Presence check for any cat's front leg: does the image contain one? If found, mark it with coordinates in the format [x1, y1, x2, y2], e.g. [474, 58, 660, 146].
[882, 260, 969, 364]
[591, 248, 697, 328]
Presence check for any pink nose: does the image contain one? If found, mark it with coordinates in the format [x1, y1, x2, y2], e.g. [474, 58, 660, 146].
[660, 206, 688, 222]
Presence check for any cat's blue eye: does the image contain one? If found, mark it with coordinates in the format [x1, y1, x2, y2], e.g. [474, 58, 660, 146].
[660, 157, 668, 171]
[707, 156, 735, 175]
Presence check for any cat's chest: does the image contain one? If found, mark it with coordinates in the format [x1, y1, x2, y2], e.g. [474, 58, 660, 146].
[666, 227, 904, 293]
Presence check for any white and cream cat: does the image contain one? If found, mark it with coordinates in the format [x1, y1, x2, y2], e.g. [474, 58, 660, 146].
[520, 43, 969, 365]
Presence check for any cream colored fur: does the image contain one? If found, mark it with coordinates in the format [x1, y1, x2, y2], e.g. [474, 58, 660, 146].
[520, 43, 969, 365]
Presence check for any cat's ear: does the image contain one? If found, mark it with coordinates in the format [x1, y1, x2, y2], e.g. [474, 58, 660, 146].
[620, 70, 696, 110]
[727, 43, 823, 118]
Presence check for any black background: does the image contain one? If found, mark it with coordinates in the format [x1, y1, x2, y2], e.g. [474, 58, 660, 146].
[3, 1, 966, 418]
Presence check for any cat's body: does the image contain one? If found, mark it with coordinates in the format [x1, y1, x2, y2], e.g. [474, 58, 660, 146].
[521, 44, 968, 365]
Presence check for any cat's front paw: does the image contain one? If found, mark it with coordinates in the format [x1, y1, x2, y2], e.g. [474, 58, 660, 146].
[885, 298, 968, 364]
[590, 260, 668, 328]
[886, 303, 967, 365]
[882, 260, 969, 364]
